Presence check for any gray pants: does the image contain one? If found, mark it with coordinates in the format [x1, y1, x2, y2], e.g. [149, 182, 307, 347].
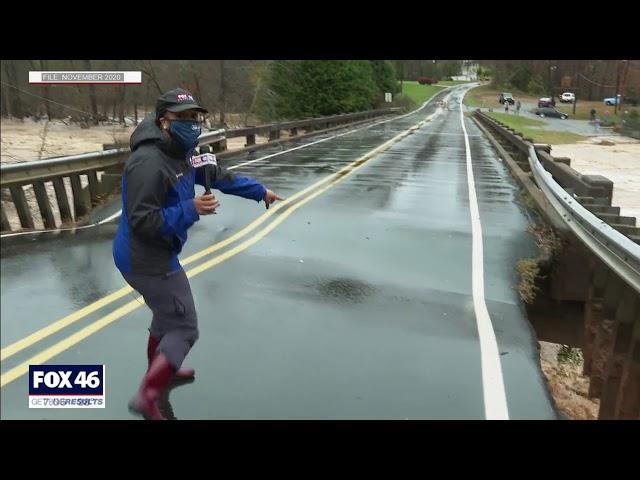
[122, 268, 199, 370]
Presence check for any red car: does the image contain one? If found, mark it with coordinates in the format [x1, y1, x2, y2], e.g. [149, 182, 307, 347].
[538, 97, 556, 108]
[417, 76, 437, 85]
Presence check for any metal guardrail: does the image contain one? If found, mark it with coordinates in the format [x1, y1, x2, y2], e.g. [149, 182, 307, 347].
[478, 113, 618, 201]
[474, 109, 640, 419]
[474, 111, 640, 293]
[0, 130, 228, 189]
[527, 143, 640, 294]
[1, 109, 400, 189]
[1, 108, 401, 232]
[0, 148, 132, 187]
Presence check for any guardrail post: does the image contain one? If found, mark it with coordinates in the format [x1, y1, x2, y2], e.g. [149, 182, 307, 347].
[269, 129, 280, 141]
[290, 127, 298, 137]
[598, 286, 638, 419]
[553, 157, 571, 166]
[583, 260, 609, 376]
[52, 177, 73, 223]
[534, 144, 552, 154]
[207, 139, 227, 152]
[100, 174, 122, 196]
[33, 180, 56, 229]
[9, 185, 34, 229]
[1, 205, 11, 232]
[582, 175, 614, 205]
[69, 174, 90, 219]
[245, 134, 256, 147]
[87, 171, 101, 206]
[613, 319, 640, 419]
[588, 273, 623, 399]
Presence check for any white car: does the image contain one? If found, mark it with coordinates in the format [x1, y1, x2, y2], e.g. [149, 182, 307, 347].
[560, 92, 575, 103]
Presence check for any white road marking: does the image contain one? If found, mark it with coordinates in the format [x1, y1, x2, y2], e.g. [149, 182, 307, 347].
[460, 89, 510, 420]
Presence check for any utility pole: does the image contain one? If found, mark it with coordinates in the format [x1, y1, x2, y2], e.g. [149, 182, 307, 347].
[219, 60, 226, 126]
[548, 63, 557, 101]
[614, 60, 623, 115]
[619, 60, 629, 113]
[573, 72, 577, 115]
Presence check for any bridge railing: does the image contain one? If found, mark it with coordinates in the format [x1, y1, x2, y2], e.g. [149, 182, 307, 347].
[0, 108, 401, 232]
[473, 109, 640, 420]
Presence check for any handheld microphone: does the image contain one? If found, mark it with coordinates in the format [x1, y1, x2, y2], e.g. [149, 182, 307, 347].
[191, 145, 217, 195]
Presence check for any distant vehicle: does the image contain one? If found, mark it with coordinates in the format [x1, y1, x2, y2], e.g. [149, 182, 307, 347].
[533, 107, 568, 119]
[538, 97, 556, 108]
[604, 94, 621, 106]
[560, 92, 575, 103]
[603, 94, 638, 107]
[499, 92, 515, 105]
[417, 76, 437, 85]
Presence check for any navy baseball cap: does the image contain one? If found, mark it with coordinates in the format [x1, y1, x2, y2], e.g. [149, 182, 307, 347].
[156, 88, 208, 119]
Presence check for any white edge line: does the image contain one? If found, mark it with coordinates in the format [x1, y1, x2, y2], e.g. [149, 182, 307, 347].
[459, 87, 510, 420]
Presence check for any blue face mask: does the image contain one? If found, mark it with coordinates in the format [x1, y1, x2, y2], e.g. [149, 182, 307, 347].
[169, 120, 201, 157]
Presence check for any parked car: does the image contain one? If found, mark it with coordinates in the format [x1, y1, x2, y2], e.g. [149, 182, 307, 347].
[499, 92, 515, 105]
[417, 76, 437, 85]
[604, 94, 621, 106]
[560, 92, 575, 103]
[538, 97, 556, 108]
[603, 94, 638, 107]
[533, 107, 568, 119]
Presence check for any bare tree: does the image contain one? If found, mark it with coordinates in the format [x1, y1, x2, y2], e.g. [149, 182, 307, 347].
[82, 60, 99, 124]
[5, 60, 24, 119]
[118, 85, 126, 124]
[599, 61, 611, 99]
[132, 84, 139, 124]
[39, 59, 52, 120]
[142, 60, 164, 95]
[190, 62, 202, 99]
[1, 61, 12, 117]
[219, 60, 226, 126]
[245, 66, 264, 124]
[1, 85, 10, 117]
[0, 60, 262, 126]
[619, 60, 631, 111]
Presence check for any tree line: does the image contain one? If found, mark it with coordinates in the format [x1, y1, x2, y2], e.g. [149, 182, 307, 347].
[1, 60, 406, 125]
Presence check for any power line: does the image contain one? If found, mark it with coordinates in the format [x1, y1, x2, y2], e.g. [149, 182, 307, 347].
[0, 81, 95, 117]
[576, 73, 616, 88]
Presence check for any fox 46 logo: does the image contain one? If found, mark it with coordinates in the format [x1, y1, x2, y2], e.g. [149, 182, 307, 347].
[29, 365, 105, 409]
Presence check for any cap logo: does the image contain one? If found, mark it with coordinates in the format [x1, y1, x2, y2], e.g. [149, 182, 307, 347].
[177, 94, 195, 102]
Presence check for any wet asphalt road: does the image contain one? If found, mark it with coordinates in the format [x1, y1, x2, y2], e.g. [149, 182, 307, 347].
[0, 85, 557, 419]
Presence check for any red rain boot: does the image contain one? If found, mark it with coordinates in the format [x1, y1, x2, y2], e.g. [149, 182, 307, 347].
[147, 334, 195, 379]
[128, 352, 175, 420]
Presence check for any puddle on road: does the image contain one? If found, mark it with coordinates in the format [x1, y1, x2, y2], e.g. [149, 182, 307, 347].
[314, 277, 378, 305]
